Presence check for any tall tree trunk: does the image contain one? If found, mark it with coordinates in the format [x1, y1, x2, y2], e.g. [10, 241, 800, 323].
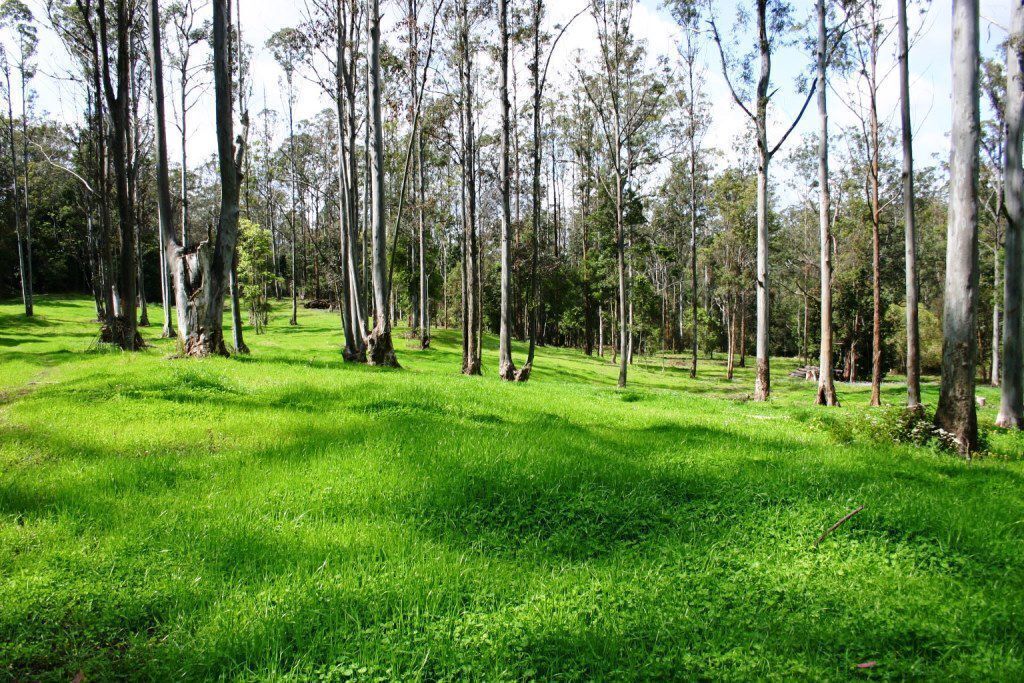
[17, 65, 32, 317]
[498, 0, 517, 380]
[815, 0, 838, 405]
[148, 0, 175, 340]
[365, 0, 398, 366]
[458, 0, 480, 375]
[997, 0, 1024, 429]
[753, 0, 772, 401]
[898, 0, 922, 408]
[935, 0, 981, 454]
[334, 0, 361, 361]
[4, 65, 29, 318]
[688, 59, 699, 379]
[167, 0, 244, 357]
[98, 0, 141, 350]
[991, 246, 1001, 386]
[287, 84, 298, 327]
[868, 25, 883, 407]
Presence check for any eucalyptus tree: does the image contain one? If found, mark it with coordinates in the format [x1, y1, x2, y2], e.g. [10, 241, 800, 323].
[148, 0, 176, 341]
[979, 59, 1006, 387]
[896, 0, 921, 407]
[935, 0, 981, 454]
[0, 0, 36, 317]
[997, 0, 1024, 430]
[96, 0, 142, 350]
[814, 0, 838, 405]
[48, 0, 117, 328]
[583, 0, 667, 388]
[455, 0, 480, 375]
[710, 0, 817, 401]
[0, 44, 30, 317]
[520, 0, 558, 381]
[147, 0, 174, 339]
[498, 0, 516, 380]
[301, 0, 367, 361]
[228, 0, 250, 354]
[365, 0, 398, 366]
[845, 0, 893, 406]
[166, 0, 247, 356]
[667, 0, 708, 379]
[166, 0, 208, 248]
[267, 27, 307, 327]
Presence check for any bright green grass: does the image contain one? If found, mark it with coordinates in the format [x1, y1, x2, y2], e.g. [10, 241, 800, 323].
[1, 296, 1022, 681]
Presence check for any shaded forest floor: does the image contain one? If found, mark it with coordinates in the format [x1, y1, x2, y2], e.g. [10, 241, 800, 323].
[1, 296, 1023, 681]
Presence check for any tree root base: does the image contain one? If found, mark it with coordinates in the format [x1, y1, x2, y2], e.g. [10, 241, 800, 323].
[99, 318, 146, 351]
[995, 412, 1024, 430]
[366, 327, 400, 368]
[342, 347, 367, 363]
[182, 332, 230, 359]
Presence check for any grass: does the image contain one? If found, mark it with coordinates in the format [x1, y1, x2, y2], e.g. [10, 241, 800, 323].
[1, 296, 1022, 681]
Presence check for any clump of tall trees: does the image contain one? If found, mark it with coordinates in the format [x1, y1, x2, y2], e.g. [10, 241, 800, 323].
[1, 0, 1020, 454]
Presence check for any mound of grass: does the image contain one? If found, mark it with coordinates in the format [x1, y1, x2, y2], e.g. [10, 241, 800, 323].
[1, 296, 1022, 681]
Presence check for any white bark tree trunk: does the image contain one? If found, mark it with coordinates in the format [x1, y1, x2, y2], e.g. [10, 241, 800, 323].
[935, 0, 981, 454]
[997, 0, 1024, 429]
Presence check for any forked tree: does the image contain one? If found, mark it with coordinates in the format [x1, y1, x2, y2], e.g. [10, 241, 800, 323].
[165, 0, 247, 357]
[365, 0, 399, 366]
[711, 0, 817, 401]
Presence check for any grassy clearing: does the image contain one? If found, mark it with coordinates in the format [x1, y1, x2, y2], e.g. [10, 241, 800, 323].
[1, 296, 1022, 681]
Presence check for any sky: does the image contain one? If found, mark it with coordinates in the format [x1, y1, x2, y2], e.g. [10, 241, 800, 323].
[23, 0, 1013, 202]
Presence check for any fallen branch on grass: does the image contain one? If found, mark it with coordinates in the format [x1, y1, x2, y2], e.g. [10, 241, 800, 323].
[814, 505, 865, 548]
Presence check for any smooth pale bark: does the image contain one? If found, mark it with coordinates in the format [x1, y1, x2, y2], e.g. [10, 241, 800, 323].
[997, 0, 1024, 429]
[523, 0, 544, 381]
[15, 59, 32, 317]
[684, 28, 699, 379]
[458, 0, 480, 375]
[992, 248, 1001, 386]
[866, 12, 883, 407]
[287, 79, 298, 327]
[752, 0, 772, 401]
[414, 0, 429, 351]
[935, 0, 981, 454]
[711, 0, 815, 400]
[815, 0, 838, 406]
[333, 0, 362, 361]
[4, 63, 30, 317]
[148, 0, 175, 340]
[365, 0, 398, 366]
[498, 0, 517, 380]
[898, 0, 922, 408]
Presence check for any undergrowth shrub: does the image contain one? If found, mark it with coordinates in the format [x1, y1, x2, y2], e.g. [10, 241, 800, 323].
[810, 404, 988, 456]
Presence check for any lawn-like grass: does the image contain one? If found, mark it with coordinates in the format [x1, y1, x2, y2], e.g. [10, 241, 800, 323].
[1, 296, 1022, 681]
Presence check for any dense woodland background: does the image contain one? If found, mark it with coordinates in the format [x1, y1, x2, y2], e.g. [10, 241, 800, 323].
[0, 0, 1019, 449]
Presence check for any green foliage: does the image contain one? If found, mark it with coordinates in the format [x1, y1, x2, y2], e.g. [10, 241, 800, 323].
[236, 218, 273, 333]
[1, 298, 1022, 681]
[886, 304, 944, 374]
